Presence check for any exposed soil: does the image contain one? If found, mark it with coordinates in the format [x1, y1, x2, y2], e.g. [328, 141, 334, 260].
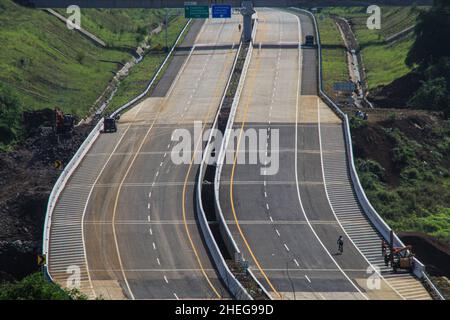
[0, 110, 93, 282]
[399, 232, 450, 299]
[348, 108, 450, 298]
[399, 232, 450, 277]
[369, 71, 424, 108]
[348, 108, 446, 186]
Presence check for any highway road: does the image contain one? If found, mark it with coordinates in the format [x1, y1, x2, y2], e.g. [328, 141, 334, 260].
[47, 8, 432, 300]
[219, 8, 405, 300]
[48, 15, 241, 299]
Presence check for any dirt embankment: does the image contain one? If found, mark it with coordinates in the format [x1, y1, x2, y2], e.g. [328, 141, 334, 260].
[0, 110, 93, 282]
[348, 109, 447, 186]
[399, 232, 450, 277]
[369, 72, 424, 108]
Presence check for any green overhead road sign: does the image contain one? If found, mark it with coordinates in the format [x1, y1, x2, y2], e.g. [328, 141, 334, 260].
[185, 5, 209, 19]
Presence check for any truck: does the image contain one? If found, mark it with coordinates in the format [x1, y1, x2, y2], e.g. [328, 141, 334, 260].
[102, 117, 117, 133]
[305, 35, 314, 46]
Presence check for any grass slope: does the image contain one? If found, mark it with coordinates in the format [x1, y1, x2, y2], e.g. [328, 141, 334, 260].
[54, 8, 183, 48]
[318, 6, 423, 90]
[0, 0, 182, 117]
[352, 113, 450, 245]
[106, 15, 188, 112]
[316, 14, 348, 100]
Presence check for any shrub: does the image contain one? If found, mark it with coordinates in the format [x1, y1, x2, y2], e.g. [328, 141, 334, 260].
[0, 273, 87, 300]
[408, 77, 450, 111]
[402, 167, 420, 180]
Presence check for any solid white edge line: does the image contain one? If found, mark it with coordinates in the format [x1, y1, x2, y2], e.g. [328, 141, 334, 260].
[316, 99, 406, 300]
[82, 18, 206, 300]
[81, 125, 134, 298]
[290, 11, 368, 300]
[47, 17, 194, 298]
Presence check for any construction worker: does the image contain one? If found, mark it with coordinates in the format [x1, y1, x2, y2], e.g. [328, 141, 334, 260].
[384, 252, 390, 266]
[381, 240, 387, 256]
[337, 236, 344, 254]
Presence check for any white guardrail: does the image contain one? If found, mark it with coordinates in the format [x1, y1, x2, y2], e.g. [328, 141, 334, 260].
[42, 19, 192, 281]
[196, 39, 252, 300]
[42, 120, 103, 282]
[196, 16, 261, 300]
[197, 18, 272, 299]
[292, 7, 444, 300]
[208, 16, 274, 300]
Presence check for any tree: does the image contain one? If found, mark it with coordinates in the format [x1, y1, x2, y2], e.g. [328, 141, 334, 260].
[408, 77, 450, 115]
[0, 273, 87, 300]
[406, 1, 450, 68]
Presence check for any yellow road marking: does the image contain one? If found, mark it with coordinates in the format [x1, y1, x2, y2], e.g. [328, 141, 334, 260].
[112, 106, 160, 299]
[181, 43, 235, 300]
[108, 23, 202, 299]
[110, 23, 236, 299]
[101, 16, 245, 299]
[228, 49, 283, 299]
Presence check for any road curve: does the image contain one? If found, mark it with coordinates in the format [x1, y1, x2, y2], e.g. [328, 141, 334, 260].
[48, 15, 242, 299]
[219, 8, 403, 300]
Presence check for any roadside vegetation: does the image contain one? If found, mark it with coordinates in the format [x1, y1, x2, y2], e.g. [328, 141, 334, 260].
[315, 14, 348, 100]
[317, 6, 422, 91]
[320, 1, 450, 249]
[0, 272, 87, 300]
[0, 0, 184, 150]
[405, 1, 450, 117]
[54, 8, 171, 48]
[351, 113, 450, 245]
[354, 0, 450, 245]
[0, 1, 188, 295]
[106, 15, 188, 112]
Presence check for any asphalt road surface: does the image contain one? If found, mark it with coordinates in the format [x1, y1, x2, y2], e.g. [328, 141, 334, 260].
[218, 8, 402, 300]
[47, 9, 429, 300]
[48, 15, 242, 300]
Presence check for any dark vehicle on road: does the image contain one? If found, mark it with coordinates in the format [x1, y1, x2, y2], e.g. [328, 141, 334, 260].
[305, 35, 314, 46]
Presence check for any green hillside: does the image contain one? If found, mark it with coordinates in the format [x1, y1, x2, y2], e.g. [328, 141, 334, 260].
[318, 7, 423, 89]
[316, 14, 348, 100]
[0, 0, 184, 149]
[54, 7, 184, 48]
[0, 0, 179, 115]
